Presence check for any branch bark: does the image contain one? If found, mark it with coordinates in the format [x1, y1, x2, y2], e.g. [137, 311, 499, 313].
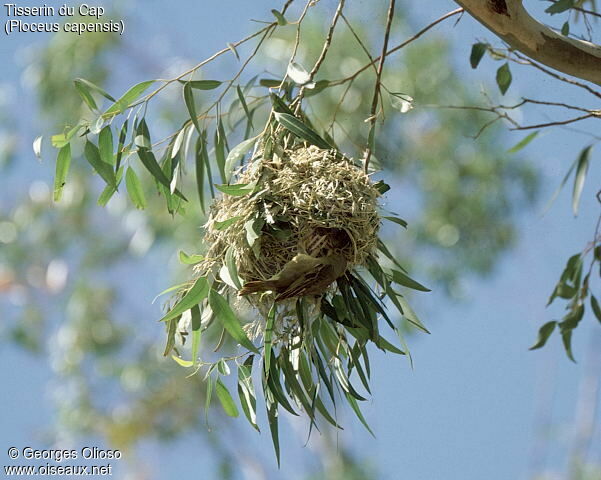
[455, 0, 601, 86]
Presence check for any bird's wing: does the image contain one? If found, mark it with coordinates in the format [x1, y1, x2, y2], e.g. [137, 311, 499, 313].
[275, 263, 335, 301]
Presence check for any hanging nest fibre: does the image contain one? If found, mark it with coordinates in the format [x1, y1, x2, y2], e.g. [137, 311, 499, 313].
[196, 144, 381, 303]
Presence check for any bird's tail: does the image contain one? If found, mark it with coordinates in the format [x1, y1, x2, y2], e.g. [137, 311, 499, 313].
[238, 280, 272, 296]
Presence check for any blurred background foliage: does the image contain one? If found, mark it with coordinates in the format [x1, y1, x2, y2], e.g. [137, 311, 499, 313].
[2, 1, 595, 478]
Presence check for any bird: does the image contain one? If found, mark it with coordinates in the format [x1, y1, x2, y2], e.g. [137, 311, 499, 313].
[238, 253, 347, 301]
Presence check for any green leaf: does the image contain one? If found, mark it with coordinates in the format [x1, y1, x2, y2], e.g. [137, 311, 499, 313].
[214, 216, 242, 230]
[208, 290, 259, 353]
[183, 82, 201, 134]
[215, 378, 239, 417]
[591, 296, 601, 324]
[74, 78, 98, 111]
[225, 247, 242, 289]
[375, 335, 405, 355]
[263, 304, 276, 374]
[103, 80, 155, 117]
[178, 79, 222, 90]
[543, 154, 579, 214]
[561, 21, 570, 36]
[507, 131, 539, 154]
[271, 9, 287, 25]
[97, 166, 123, 206]
[115, 120, 128, 172]
[393, 291, 430, 334]
[390, 269, 431, 292]
[98, 126, 114, 166]
[204, 376, 213, 424]
[224, 136, 257, 180]
[529, 321, 557, 350]
[138, 147, 187, 201]
[546, 0, 574, 14]
[496, 63, 512, 95]
[470, 42, 487, 69]
[374, 180, 390, 194]
[236, 85, 254, 129]
[260, 78, 285, 88]
[383, 215, 408, 228]
[125, 167, 147, 209]
[305, 79, 331, 97]
[163, 314, 179, 357]
[215, 183, 254, 196]
[267, 402, 280, 466]
[159, 277, 209, 323]
[195, 136, 206, 214]
[215, 121, 227, 182]
[191, 305, 202, 367]
[53, 143, 72, 202]
[345, 393, 374, 436]
[74, 77, 115, 103]
[51, 125, 80, 148]
[171, 356, 194, 368]
[561, 329, 576, 362]
[179, 250, 205, 265]
[273, 112, 331, 149]
[245, 215, 264, 250]
[171, 126, 188, 159]
[84, 141, 117, 188]
[238, 361, 259, 431]
[572, 145, 592, 216]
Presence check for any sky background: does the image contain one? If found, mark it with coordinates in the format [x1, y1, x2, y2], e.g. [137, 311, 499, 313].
[1, 1, 600, 479]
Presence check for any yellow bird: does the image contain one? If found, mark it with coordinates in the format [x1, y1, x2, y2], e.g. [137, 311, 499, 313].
[239, 253, 347, 301]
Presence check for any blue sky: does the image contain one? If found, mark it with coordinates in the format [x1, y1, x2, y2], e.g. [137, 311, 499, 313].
[1, 1, 600, 479]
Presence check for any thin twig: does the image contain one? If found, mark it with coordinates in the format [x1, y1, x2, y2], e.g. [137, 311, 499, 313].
[293, 0, 346, 112]
[510, 113, 596, 130]
[131, 0, 297, 109]
[511, 50, 601, 100]
[331, 8, 464, 87]
[364, 0, 396, 172]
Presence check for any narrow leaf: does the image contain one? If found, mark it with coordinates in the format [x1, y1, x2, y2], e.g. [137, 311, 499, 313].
[546, 0, 574, 14]
[507, 131, 539, 154]
[390, 269, 431, 292]
[74, 77, 116, 102]
[271, 9, 287, 25]
[178, 79, 222, 90]
[159, 277, 209, 323]
[215, 378, 239, 417]
[215, 183, 254, 196]
[273, 112, 331, 149]
[103, 80, 155, 117]
[208, 290, 259, 353]
[470, 42, 487, 69]
[84, 141, 117, 188]
[183, 82, 201, 134]
[591, 295, 601, 323]
[572, 145, 592, 216]
[98, 126, 114, 165]
[125, 167, 147, 209]
[496, 63, 512, 95]
[529, 321, 557, 350]
[179, 250, 205, 265]
[53, 143, 71, 202]
[224, 136, 257, 180]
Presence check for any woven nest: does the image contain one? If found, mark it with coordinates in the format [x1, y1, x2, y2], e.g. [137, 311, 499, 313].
[196, 145, 381, 299]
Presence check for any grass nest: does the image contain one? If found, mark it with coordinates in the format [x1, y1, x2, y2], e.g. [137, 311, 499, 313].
[196, 144, 381, 302]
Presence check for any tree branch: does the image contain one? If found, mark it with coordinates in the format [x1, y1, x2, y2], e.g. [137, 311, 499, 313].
[455, 0, 601, 85]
